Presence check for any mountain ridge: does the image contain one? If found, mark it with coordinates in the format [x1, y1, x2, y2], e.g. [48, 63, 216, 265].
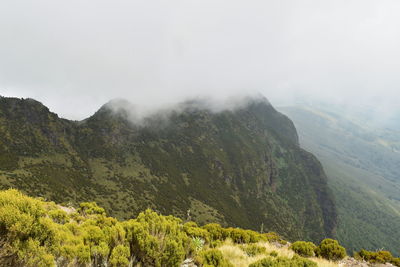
[0, 95, 336, 243]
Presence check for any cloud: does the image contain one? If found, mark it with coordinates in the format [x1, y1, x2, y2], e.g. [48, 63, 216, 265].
[0, 0, 399, 120]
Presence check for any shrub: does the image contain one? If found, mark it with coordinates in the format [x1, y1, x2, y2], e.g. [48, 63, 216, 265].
[48, 209, 69, 224]
[78, 202, 106, 216]
[203, 223, 228, 241]
[290, 241, 317, 257]
[192, 237, 205, 252]
[197, 249, 232, 267]
[184, 221, 210, 243]
[0, 189, 56, 266]
[315, 239, 346, 261]
[123, 209, 191, 267]
[240, 244, 267, 257]
[264, 232, 287, 245]
[209, 240, 223, 248]
[355, 249, 399, 266]
[227, 228, 251, 244]
[269, 251, 278, 257]
[391, 257, 400, 267]
[249, 255, 317, 267]
[109, 245, 130, 266]
[246, 229, 265, 243]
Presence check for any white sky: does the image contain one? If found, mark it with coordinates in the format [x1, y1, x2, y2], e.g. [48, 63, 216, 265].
[0, 0, 399, 120]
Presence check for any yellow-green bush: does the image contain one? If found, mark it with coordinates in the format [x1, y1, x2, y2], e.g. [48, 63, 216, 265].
[197, 248, 233, 267]
[355, 249, 400, 266]
[109, 245, 130, 266]
[202, 223, 228, 241]
[264, 232, 287, 245]
[222, 227, 265, 244]
[269, 251, 278, 257]
[184, 221, 210, 243]
[0, 189, 56, 266]
[0, 189, 195, 267]
[123, 209, 193, 267]
[315, 238, 346, 261]
[240, 244, 267, 257]
[392, 257, 400, 267]
[290, 241, 317, 257]
[249, 255, 317, 267]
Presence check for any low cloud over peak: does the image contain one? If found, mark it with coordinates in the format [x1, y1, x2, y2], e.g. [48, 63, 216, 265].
[0, 0, 399, 121]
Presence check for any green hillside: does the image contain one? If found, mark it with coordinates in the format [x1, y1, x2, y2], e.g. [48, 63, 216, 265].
[279, 106, 400, 256]
[0, 96, 336, 243]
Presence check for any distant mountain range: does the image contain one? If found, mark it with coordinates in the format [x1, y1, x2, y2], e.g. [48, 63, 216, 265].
[0, 96, 336, 243]
[279, 105, 400, 256]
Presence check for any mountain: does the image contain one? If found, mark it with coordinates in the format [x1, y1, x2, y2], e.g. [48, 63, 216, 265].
[0, 96, 336, 243]
[279, 105, 400, 256]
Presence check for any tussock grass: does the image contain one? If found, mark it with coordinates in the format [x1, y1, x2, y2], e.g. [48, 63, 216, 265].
[217, 240, 267, 267]
[217, 239, 339, 267]
[309, 257, 339, 267]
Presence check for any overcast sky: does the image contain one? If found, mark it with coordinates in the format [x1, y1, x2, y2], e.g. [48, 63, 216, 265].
[0, 0, 399, 120]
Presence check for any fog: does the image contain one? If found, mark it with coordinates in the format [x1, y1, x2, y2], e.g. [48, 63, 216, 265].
[0, 0, 399, 123]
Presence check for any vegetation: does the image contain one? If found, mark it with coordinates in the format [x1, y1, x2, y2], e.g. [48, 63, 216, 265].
[249, 255, 317, 267]
[0, 189, 301, 266]
[0, 189, 195, 266]
[289, 241, 317, 257]
[315, 239, 346, 261]
[1, 189, 393, 267]
[0, 96, 336, 246]
[279, 105, 400, 256]
[197, 249, 233, 267]
[241, 244, 267, 257]
[354, 249, 400, 266]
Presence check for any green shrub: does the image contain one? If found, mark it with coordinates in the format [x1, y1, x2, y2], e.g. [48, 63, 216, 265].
[203, 223, 228, 241]
[391, 257, 400, 267]
[109, 245, 130, 266]
[264, 232, 287, 245]
[48, 209, 69, 224]
[184, 221, 210, 243]
[290, 241, 317, 257]
[315, 239, 346, 261]
[246, 229, 265, 243]
[197, 249, 232, 267]
[209, 240, 223, 248]
[228, 228, 251, 244]
[192, 237, 205, 252]
[249, 255, 317, 267]
[0, 189, 56, 266]
[269, 251, 278, 257]
[224, 228, 265, 244]
[123, 209, 191, 267]
[0, 190, 194, 267]
[78, 202, 106, 216]
[241, 244, 267, 257]
[355, 249, 399, 266]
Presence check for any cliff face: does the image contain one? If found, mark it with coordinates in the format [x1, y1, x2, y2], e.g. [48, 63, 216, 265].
[0, 96, 336, 242]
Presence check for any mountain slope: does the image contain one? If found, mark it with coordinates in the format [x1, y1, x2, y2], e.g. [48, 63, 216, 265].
[279, 105, 400, 256]
[0, 96, 336, 242]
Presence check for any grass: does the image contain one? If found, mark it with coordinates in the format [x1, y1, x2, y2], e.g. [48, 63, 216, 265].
[217, 239, 338, 267]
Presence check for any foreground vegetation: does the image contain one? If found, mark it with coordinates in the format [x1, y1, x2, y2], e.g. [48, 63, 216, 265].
[1, 189, 399, 267]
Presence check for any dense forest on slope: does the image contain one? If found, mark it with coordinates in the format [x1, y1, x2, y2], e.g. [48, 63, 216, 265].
[0, 96, 336, 243]
[279, 105, 400, 256]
